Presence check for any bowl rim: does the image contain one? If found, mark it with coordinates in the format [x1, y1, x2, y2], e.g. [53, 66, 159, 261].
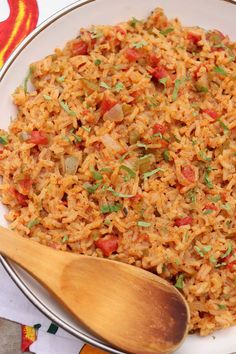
[0, 0, 121, 352]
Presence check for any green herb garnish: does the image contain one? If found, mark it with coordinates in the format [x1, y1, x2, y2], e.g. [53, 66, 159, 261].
[187, 189, 197, 203]
[90, 167, 103, 181]
[130, 17, 140, 28]
[114, 82, 124, 92]
[159, 77, 168, 88]
[56, 76, 65, 83]
[120, 165, 136, 180]
[119, 151, 130, 162]
[199, 150, 212, 162]
[100, 203, 122, 214]
[172, 79, 182, 101]
[214, 66, 227, 76]
[43, 94, 52, 101]
[107, 186, 134, 198]
[81, 126, 91, 133]
[132, 40, 148, 49]
[62, 235, 69, 243]
[143, 168, 164, 180]
[100, 81, 111, 90]
[208, 195, 221, 203]
[194, 245, 212, 257]
[217, 304, 227, 310]
[203, 209, 214, 215]
[27, 218, 39, 229]
[175, 274, 184, 289]
[218, 119, 229, 132]
[23, 66, 34, 93]
[71, 133, 82, 143]
[0, 135, 8, 145]
[59, 101, 76, 116]
[83, 182, 101, 194]
[210, 255, 217, 264]
[221, 202, 231, 211]
[159, 27, 174, 36]
[163, 150, 170, 162]
[204, 166, 213, 189]
[94, 59, 101, 66]
[137, 221, 152, 227]
[221, 243, 232, 259]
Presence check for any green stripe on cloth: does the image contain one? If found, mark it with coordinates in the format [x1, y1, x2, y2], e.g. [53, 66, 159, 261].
[47, 323, 59, 334]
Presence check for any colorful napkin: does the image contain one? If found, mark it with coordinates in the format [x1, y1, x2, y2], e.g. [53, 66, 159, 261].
[0, 1, 105, 353]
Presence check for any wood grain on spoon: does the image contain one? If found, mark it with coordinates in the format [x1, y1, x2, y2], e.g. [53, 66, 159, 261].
[0, 226, 190, 354]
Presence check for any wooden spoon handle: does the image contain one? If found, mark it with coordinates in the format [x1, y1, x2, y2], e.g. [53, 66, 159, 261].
[0, 226, 67, 280]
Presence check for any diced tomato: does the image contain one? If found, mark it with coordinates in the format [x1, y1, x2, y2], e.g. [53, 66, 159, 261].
[71, 40, 88, 56]
[153, 123, 168, 135]
[148, 53, 160, 67]
[181, 165, 195, 183]
[174, 216, 193, 227]
[130, 194, 143, 203]
[100, 97, 118, 116]
[95, 235, 118, 257]
[125, 48, 141, 62]
[222, 250, 236, 270]
[28, 131, 48, 145]
[187, 32, 202, 44]
[211, 46, 225, 52]
[137, 233, 149, 242]
[130, 90, 142, 99]
[203, 203, 218, 211]
[227, 261, 236, 270]
[115, 26, 126, 36]
[220, 192, 227, 202]
[12, 189, 28, 207]
[202, 109, 219, 121]
[19, 176, 33, 194]
[150, 65, 167, 80]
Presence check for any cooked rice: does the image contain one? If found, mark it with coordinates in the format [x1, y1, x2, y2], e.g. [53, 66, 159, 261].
[0, 8, 236, 336]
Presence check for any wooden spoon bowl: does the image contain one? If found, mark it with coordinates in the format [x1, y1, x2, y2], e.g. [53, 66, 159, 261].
[0, 226, 190, 354]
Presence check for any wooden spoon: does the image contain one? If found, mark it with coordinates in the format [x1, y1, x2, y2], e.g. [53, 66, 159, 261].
[0, 226, 190, 354]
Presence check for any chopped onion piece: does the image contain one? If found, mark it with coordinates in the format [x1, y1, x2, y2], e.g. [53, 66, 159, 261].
[64, 156, 79, 175]
[103, 104, 124, 122]
[101, 134, 122, 152]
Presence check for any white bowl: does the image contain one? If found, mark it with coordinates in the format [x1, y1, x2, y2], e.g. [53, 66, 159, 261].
[0, 0, 236, 353]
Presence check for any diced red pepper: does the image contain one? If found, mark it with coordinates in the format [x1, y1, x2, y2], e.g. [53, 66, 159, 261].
[181, 165, 195, 183]
[202, 109, 219, 121]
[19, 176, 33, 194]
[153, 123, 168, 135]
[211, 46, 225, 52]
[71, 40, 88, 56]
[150, 65, 167, 80]
[222, 250, 236, 270]
[28, 131, 48, 145]
[227, 261, 236, 270]
[125, 48, 141, 62]
[174, 216, 193, 227]
[12, 189, 28, 206]
[130, 194, 143, 203]
[148, 53, 160, 67]
[100, 97, 118, 116]
[95, 235, 118, 257]
[203, 203, 218, 211]
[187, 32, 202, 44]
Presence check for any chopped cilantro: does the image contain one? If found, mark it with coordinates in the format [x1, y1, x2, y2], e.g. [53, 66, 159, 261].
[221, 243, 232, 259]
[218, 119, 229, 132]
[114, 82, 124, 92]
[204, 166, 213, 189]
[120, 165, 136, 180]
[213, 66, 227, 76]
[210, 255, 217, 264]
[119, 151, 130, 162]
[208, 195, 221, 203]
[94, 59, 101, 66]
[199, 150, 212, 162]
[100, 203, 122, 214]
[159, 77, 168, 88]
[0, 135, 8, 145]
[107, 186, 134, 198]
[104, 219, 111, 226]
[221, 202, 231, 211]
[27, 218, 39, 229]
[175, 274, 184, 289]
[130, 17, 140, 28]
[100, 81, 111, 90]
[43, 94, 52, 101]
[62, 235, 69, 243]
[132, 40, 148, 49]
[187, 189, 197, 203]
[218, 304, 227, 310]
[71, 133, 82, 143]
[81, 126, 91, 133]
[143, 168, 164, 180]
[59, 101, 76, 116]
[194, 245, 212, 257]
[163, 150, 171, 162]
[137, 221, 152, 227]
[203, 209, 214, 215]
[159, 28, 174, 36]
[90, 167, 103, 181]
[56, 76, 65, 83]
[172, 79, 183, 101]
[83, 182, 101, 194]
